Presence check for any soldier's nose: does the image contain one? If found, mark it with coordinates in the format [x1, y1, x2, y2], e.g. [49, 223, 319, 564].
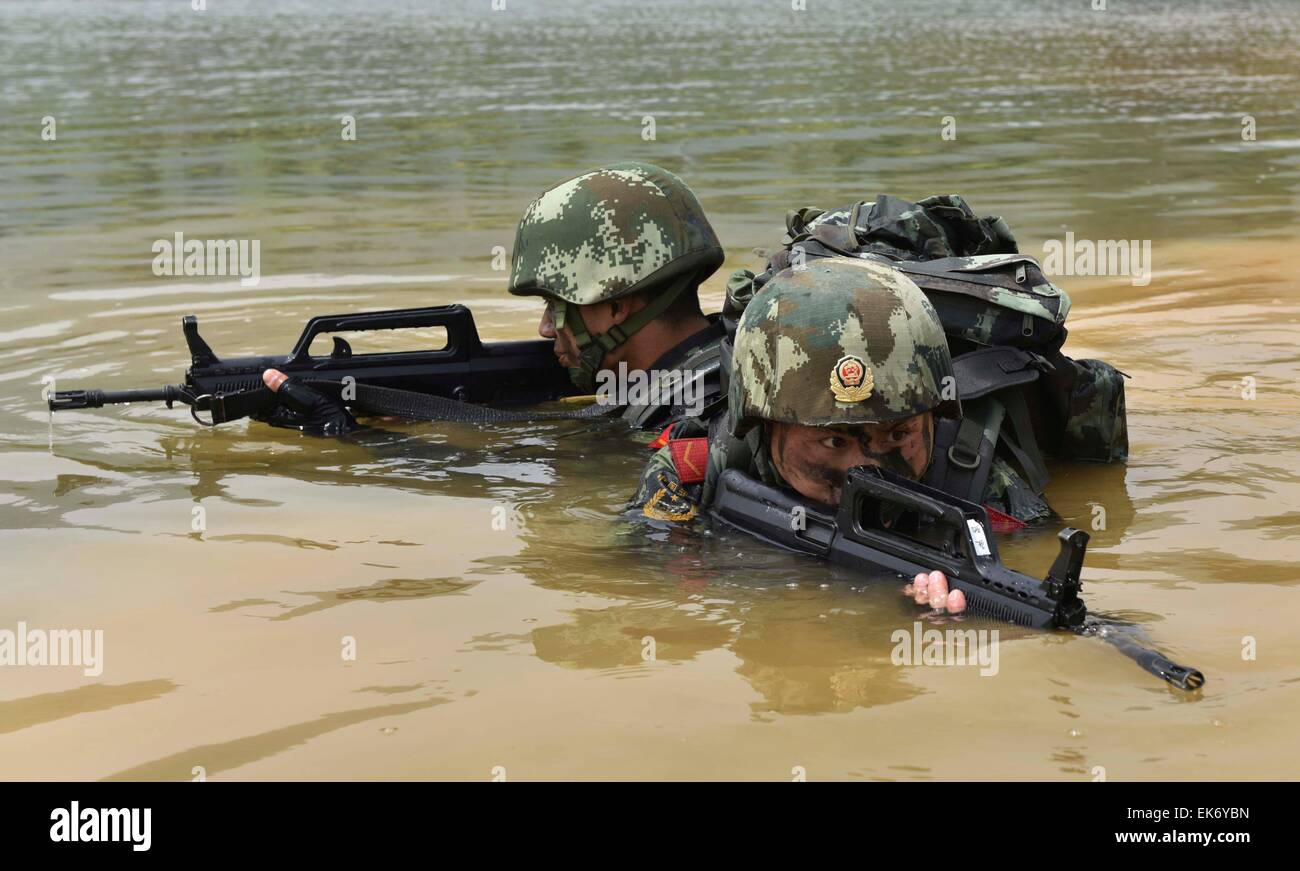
[538, 308, 556, 339]
[846, 447, 875, 470]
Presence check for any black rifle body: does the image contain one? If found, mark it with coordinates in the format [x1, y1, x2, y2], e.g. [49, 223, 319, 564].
[49, 305, 576, 422]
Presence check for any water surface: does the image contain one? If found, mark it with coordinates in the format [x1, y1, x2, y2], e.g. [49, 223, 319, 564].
[1, 0, 1298, 780]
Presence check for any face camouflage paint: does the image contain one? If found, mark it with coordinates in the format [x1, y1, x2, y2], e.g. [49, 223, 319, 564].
[765, 413, 935, 507]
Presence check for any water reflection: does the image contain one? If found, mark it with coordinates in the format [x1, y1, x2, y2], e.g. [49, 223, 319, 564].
[102, 697, 449, 782]
[2, 0, 1298, 778]
[0, 680, 178, 736]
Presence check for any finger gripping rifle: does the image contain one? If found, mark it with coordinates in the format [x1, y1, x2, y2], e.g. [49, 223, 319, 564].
[48, 305, 576, 425]
[710, 465, 1204, 690]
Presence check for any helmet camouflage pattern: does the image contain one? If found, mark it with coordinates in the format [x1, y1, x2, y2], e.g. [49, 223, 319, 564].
[507, 161, 724, 305]
[728, 257, 960, 437]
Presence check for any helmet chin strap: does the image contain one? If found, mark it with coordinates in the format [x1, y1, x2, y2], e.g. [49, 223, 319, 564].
[923, 412, 937, 475]
[555, 275, 694, 393]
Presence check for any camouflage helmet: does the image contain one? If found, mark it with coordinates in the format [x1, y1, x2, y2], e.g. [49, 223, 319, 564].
[728, 257, 960, 437]
[507, 161, 723, 305]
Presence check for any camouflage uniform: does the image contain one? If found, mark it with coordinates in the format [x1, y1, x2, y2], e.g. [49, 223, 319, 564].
[630, 257, 1050, 524]
[981, 457, 1052, 524]
[507, 161, 725, 401]
[632, 416, 714, 523]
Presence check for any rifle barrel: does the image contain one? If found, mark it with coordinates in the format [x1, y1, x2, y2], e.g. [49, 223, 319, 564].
[48, 386, 183, 411]
[1086, 621, 1206, 690]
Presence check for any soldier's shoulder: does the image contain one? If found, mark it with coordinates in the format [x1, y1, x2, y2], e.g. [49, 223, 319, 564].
[629, 425, 710, 523]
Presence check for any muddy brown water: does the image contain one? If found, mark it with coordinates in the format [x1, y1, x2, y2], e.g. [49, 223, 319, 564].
[1, 0, 1298, 780]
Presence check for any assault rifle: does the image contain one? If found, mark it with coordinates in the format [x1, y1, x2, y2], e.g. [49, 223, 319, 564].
[47, 305, 578, 426]
[710, 465, 1204, 690]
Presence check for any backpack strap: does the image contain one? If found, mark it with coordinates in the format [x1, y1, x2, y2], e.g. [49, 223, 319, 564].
[927, 396, 1005, 502]
[925, 346, 1055, 501]
[954, 346, 1053, 493]
[998, 387, 1051, 493]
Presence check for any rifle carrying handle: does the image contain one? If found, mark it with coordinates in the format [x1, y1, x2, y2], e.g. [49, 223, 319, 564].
[841, 465, 1005, 571]
[286, 304, 483, 364]
[849, 466, 969, 527]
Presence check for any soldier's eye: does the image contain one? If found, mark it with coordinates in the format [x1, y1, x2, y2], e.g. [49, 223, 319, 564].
[820, 436, 847, 450]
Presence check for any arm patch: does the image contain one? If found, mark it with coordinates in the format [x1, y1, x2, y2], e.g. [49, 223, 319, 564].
[643, 473, 700, 522]
[668, 438, 709, 484]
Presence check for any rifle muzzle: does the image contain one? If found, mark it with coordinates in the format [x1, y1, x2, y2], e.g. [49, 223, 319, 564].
[48, 386, 184, 411]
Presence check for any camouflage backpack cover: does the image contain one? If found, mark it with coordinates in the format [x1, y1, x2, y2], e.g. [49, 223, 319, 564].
[729, 194, 1070, 355]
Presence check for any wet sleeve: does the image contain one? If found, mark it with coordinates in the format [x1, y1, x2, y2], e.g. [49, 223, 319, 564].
[981, 457, 1052, 524]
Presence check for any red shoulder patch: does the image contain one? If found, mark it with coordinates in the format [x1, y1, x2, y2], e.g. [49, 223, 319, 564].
[668, 438, 709, 484]
[983, 503, 1027, 534]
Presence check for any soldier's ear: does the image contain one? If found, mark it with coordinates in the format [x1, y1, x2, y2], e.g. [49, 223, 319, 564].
[607, 299, 628, 325]
[607, 294, 647, 327]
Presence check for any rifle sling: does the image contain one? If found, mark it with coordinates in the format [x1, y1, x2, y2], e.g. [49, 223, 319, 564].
[207, 380, 619, 425]
[307, 379, 619, 423]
